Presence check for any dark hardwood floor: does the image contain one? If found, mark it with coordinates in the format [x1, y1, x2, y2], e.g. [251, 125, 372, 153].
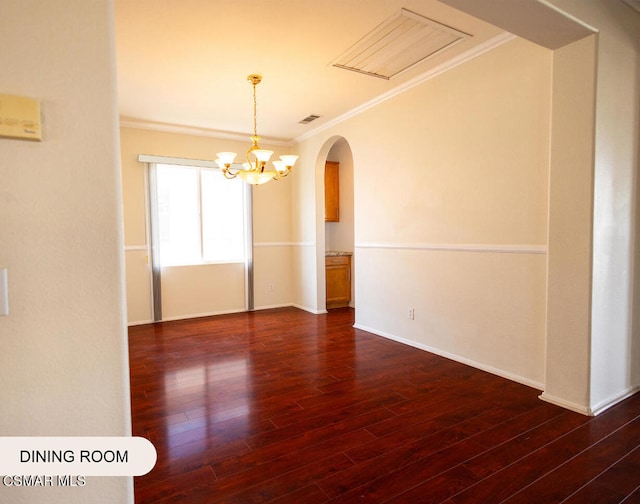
[128, 307, 640, 503]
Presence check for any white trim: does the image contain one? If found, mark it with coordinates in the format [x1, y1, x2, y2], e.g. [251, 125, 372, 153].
[254, 241, 315, 247]
[538, 392, 594, 416]
[356, 242, 547, 254]
[130, 304, 327, 323]
[354, 323, 544, 391]
[589, 386, 640, 416]
[294, 32, 516, 144]
[253, 303, 295, 311]
[127, 319, 154, 327]
[293, 303, 328, 315]
[137, 154, 218, 168]
[160, 308, 247, 322]
[121, 118, 293, 147]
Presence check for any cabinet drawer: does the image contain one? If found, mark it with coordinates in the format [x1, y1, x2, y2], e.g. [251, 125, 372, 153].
[325, 255, 349, 266]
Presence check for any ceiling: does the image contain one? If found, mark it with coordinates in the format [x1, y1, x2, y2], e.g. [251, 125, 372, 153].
[114, 0, 506, 144]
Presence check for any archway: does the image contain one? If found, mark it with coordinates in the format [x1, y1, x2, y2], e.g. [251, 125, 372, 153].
[316, 136, 355, 311]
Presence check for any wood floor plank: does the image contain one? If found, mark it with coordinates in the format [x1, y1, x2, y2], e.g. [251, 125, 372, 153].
[321, 403, 564, 503]
[212, 453, 355, 503]
[128, 307, 640, 504]
[382, 410, 588, 504]
[211, 412, 387, 479]
[450, 393, 640, 504]
[502, 417, 640, 504]
[560, 446, 640, 504]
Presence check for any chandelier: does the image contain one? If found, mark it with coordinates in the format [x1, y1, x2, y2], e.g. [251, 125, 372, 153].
[215, 74, 298, 185]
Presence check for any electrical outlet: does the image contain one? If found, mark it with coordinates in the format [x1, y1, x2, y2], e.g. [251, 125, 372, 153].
[408, 307, 414, 320]
[268, 283, 274, 292]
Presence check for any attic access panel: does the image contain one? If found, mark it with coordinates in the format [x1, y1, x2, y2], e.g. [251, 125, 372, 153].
[332, 8, 471, 80]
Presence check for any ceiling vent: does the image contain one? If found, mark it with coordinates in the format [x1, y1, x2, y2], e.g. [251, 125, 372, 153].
[299, 114, 321, 124]
[332, 8, 471, 80]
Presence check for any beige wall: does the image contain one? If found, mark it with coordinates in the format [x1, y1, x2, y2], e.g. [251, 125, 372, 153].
[120, 126, 296, 323]
[295, 37, 552, 387]
[0, 1, 132, 502]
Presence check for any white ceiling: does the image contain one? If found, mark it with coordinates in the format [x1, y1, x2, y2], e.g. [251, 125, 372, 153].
[114, 0, 505, 144]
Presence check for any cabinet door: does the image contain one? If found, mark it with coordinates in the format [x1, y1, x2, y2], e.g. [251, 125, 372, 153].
[324, 161, 339, 222]
[326, 256, 350, 308]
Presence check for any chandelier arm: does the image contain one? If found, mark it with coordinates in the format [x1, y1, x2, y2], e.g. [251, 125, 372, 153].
[222, 169, 238, 179]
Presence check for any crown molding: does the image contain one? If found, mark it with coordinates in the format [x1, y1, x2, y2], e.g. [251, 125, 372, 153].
[294, 31, 516, 144]
[119, 117, 294, 147]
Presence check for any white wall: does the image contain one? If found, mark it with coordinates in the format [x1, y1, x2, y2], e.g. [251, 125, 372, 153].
[0, 1, 132, 502]
[549, 0, 640, 412]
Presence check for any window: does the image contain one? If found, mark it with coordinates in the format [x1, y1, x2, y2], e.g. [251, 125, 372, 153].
[156, 163, 247, 266]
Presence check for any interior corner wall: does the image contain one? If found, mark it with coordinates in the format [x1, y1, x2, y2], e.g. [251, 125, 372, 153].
[588, 3, 640, 412]
[556, 0, 640, 412]
[587, 0, 640, 412]
[0, 1, 133, 502]
[540, 0, 640, 415]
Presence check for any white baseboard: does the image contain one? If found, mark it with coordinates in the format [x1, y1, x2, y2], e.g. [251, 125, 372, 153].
[292, 303, 327, 315]
[254, 302, 328, 315]
[127, 303, 322, 326]
[590, 386, 640, 416]
[539, 387, 640, 417]
[253, 303, 295, 311]
[353, 323, 545, 391]
[160, 308, 247, 322]
[127, 319, 154, 326]
[538, 392, 593, 416]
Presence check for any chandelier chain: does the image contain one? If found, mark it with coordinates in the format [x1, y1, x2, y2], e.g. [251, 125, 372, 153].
[253, 81, 258, 138]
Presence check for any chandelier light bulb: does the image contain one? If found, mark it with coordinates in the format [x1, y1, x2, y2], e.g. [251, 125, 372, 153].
[216, 152, 237, 167]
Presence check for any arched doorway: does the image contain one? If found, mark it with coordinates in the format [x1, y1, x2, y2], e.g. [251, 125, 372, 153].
[318, 136, 355, 311]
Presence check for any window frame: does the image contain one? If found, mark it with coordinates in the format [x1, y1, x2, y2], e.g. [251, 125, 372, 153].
[155, 163, 247, 267]
[139, 154, 255, 321]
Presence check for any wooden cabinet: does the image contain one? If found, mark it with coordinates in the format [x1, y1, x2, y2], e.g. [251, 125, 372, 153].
[324, 161, 339, 222]
[326, 254, 351, 309]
